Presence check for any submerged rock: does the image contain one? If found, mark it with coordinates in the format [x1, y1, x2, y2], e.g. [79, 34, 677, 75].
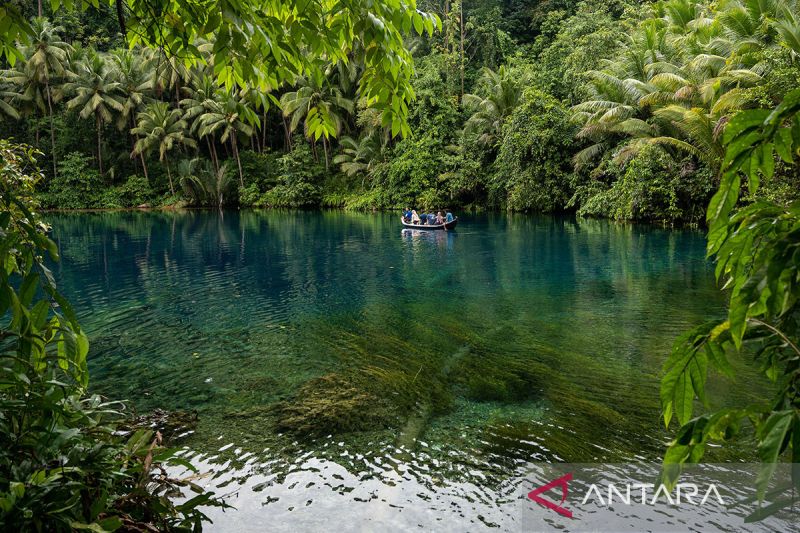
[274, 373, 402, 437]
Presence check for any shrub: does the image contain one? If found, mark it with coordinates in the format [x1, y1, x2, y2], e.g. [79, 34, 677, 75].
[260, 181, 321, 207]
[114, 175, 156, 207]
[493, 89, 576, 212]
[238, 183, 262, 207]
[38, 152, 103, 209]
[575, 145, 713, 224]
[238, 150, 280, 191]
[0, 140, 223, 530]
[257, 142, 324, 207]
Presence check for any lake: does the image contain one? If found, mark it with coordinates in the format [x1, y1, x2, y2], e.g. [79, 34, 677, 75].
[46, 210, 773, 531]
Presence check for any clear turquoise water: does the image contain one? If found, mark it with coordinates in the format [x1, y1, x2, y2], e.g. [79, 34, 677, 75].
[46, 210, 771, 530]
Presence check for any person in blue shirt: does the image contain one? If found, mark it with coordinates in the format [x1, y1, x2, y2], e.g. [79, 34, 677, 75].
[427, 213, 436, 225]
[403, 208, 412, 222]
[445, 211, 454, 223]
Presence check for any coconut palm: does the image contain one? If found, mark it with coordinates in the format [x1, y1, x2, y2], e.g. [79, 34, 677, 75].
[462, 66, 522, 148]
[1, 67, 45, 141]
[332, 134, 384, 185]
[64, 51, 124, 174]
[110, 48, 153, 179]
[195, 91, 258, 187]
[280, 69, 355, 168]
[143, 48, 191, 104]
[131, 101, 197, 194]
[0, 82, 25, 120]
[15, 18, 72, 177]
[181, 73, 224, 170]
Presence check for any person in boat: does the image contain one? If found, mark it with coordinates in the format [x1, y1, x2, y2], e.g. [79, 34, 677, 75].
[427, 213, 436, 225]
[445, 211, 454, 223]
[411, 210, 420, 224]
[403, 207, 412, 222]
[419, 212, 428, 224]
[435, 211, 444, 224]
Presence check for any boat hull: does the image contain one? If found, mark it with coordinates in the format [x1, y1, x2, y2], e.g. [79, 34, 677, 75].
[401, 217, 458, 231]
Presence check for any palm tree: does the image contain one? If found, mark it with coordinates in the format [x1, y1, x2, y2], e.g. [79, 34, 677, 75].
[332, 134, 384, 185]
[13, 18, 72, 177]
[179, 158, 233, 208]
[570, 0, 778, 172]
[280, 69, 355, 168]
[143, 48, 191, 104]
[195, 91, 258, 187]
[110, 48, 153, 179]
[181, 73, 222, 170]
[131, 101, 197, 194]
[1, 66, 44, 141]
[64, 51, 124, 175]
[462, 66, 522, 148]
[0, 75, 28, 120]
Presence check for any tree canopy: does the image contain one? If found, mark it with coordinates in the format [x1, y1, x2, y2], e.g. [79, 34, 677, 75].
[2, 0, 441, 138]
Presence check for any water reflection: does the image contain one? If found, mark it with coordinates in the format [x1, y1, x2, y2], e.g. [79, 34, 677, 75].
[45, 210, 772, 530]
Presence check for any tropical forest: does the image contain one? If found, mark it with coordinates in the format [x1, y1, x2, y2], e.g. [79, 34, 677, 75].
[1, 0, 799, 531]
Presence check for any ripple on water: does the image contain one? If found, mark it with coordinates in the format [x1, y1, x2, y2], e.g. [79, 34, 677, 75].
[46, 211, 775, 530]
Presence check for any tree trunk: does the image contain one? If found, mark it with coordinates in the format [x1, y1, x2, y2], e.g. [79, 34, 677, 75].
[96, 114, 104, 175]
[140, 152, 149, 181]
[459, 0, 465, 101]
[207, 137, 219, 172]
[38, 0, 42, 17]
[282, 116, 292, 151]
[46, 81, 57, 179]
[262, 110, 267, 152]
[166, 161, 174, 195]
[322, 136, 329, 170]
[231, 134, 244, 188]
[115, 0, 127, 40]
[444, 1, 449, 50]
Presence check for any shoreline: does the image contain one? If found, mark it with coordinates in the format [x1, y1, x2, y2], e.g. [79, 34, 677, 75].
[40, 206, 702, 230]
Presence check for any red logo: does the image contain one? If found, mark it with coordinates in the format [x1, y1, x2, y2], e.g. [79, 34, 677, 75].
[528, 473, 573, 518]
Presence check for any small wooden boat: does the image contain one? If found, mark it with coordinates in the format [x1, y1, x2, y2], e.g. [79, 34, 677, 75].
[401, 216, 458, 231]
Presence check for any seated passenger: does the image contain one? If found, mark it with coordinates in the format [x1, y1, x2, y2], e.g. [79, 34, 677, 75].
[445, 211, 454, 223]
[411, 210, 420, 224]
[427, 213, 436, 225]
[435, 211, 444, 224]
[403, 207, 412, 222]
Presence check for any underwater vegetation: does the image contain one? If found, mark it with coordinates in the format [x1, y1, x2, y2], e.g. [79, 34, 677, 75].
[48, 210, 770, 477]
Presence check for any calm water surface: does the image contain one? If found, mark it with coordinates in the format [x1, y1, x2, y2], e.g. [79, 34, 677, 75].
[46, 210, 771, 531]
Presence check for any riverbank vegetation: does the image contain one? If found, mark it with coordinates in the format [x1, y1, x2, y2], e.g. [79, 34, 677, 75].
[0, 140, 225, 530]
[1, 1, 798, 223]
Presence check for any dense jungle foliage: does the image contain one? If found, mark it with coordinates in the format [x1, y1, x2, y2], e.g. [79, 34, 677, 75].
[2, 0, 800, 528]
[1, 0, 798, 224]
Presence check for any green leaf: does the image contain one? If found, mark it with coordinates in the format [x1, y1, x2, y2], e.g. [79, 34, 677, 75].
[755, 410, 794, 497]
[722, 109, 770, 145]
[774, 128, 794, 163]
[412, 13, 423, 35]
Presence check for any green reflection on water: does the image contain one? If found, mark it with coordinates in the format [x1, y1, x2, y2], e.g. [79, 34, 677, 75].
[47, 210, 768, 473]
